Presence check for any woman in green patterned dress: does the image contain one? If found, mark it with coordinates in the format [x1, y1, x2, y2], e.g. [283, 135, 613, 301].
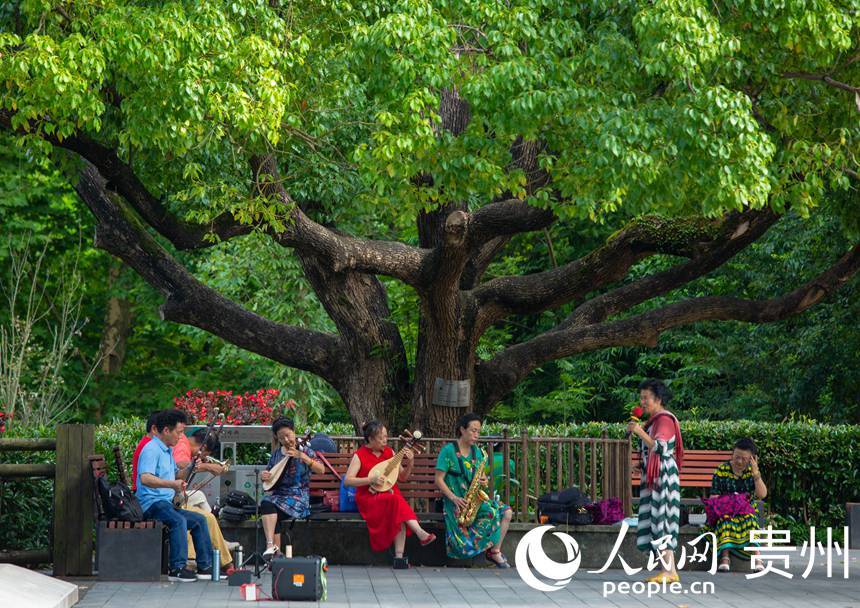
[706, 438, 768, 572]
[628, 379, 684, 583]
[435, 413, 513, 567]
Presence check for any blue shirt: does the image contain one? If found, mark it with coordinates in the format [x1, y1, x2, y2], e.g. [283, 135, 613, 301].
[135, 436, 178, 513]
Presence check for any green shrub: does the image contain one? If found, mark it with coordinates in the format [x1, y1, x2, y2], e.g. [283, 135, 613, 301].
[2, 419, 855, 551]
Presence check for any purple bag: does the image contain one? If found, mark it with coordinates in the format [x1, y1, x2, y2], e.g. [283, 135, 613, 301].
[702, 493, 755, 527]
[586, 498, 624, 525]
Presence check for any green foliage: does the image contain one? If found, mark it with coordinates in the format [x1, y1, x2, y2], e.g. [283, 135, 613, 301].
[0, 1, 858, 429]
[3, 1, 858, 226]
[2, 419, 854, 551]
[489, 210, 860, 425]
[480, 419, 859, 541]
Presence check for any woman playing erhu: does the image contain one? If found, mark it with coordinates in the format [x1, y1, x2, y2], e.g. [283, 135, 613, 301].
[434, 413, 512, 567]
[344, 421, 437, 569]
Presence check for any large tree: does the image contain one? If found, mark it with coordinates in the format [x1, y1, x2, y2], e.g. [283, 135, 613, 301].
[2, 1, 859, 433]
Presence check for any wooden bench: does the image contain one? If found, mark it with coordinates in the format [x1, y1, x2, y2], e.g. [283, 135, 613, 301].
[307, 452, 444, 521]
[89, 450, 166, 580]
[631, 449, 732, 506]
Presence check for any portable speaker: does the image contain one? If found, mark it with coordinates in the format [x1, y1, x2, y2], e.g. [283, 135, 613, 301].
[271, 556, 327, 601]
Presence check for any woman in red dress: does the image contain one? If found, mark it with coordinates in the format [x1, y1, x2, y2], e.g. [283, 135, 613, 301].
[344, 421, 437, 568]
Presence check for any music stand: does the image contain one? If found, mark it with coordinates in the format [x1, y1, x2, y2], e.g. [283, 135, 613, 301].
[241, 466, 267, 578]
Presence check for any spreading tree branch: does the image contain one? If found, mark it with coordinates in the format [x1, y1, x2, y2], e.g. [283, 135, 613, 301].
[74, 163, 345, 383]
[473, 213, 750, 324]
[475, 237, 860, 411]
[782, 71, 860, 94]
[558, 209, 779, 329]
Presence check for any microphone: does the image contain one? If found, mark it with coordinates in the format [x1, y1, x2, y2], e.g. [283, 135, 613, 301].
[624, 406, 644, 439]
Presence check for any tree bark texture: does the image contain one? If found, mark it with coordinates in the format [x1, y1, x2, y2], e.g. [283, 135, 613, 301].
[4, 108, 860, 436]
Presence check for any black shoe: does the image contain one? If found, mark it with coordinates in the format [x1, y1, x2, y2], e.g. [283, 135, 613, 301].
[196, 566, 213, 580]
[393, 557, 410, 570]
[168, 567, 197, 582]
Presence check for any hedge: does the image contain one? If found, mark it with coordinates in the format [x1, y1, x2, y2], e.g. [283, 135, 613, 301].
[2, 419, 856, 552]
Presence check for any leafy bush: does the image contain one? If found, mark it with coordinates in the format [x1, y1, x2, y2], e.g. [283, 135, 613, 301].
[2, 419, 855, 552]
[481, 420, 859, 542]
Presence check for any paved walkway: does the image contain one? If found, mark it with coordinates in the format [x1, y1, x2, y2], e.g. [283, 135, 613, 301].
[67, 559, 859, 608]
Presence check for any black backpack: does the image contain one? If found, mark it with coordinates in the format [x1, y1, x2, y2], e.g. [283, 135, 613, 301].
[224, 490, 256, 509]
[98, 476, 144, 522]
[537, 486, 593, 525]
[218, 505, 248, 522]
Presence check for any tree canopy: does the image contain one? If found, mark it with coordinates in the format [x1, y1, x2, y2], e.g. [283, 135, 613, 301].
[2, 1, 859, 432]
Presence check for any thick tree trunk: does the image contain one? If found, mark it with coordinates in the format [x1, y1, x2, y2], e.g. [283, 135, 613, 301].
[411, 205, 481, 436]
[297, 250, 409, 433]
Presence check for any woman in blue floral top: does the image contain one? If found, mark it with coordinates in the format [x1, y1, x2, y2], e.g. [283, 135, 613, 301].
[435, 413, 512, 567]
[260, 417, 324, 557]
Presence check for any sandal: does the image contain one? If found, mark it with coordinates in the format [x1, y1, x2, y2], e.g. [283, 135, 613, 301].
[646, 572, 680, 584]
[393, 556, 410, 570]
[419, 533, 437, 547]
[485, 548, 511, 569]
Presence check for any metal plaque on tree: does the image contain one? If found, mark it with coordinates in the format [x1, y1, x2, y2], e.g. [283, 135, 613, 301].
[432, 378, 470, 407]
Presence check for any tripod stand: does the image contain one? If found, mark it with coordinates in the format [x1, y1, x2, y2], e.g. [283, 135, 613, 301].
[241, 466, 267, 578]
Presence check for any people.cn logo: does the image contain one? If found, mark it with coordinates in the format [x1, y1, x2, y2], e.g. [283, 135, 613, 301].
[515, 525, 582, 592]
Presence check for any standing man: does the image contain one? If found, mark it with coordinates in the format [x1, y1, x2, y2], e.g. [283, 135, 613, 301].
[136, 410, 213, 582]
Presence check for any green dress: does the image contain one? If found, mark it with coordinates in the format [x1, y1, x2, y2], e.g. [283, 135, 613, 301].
[435, 442, 511, 559]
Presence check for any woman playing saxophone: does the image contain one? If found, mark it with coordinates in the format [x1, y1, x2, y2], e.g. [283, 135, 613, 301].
[434, 413, 513, 567]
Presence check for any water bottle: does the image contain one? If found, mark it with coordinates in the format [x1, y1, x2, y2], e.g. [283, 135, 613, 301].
[236, 545, 243, 567]
[212, 550, 220, 582]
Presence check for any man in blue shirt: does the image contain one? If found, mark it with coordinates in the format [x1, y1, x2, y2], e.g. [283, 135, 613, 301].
[136, 410, 213, 582]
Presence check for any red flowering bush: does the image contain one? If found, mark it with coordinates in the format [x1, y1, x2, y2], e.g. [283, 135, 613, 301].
[174, 389, 296, 425]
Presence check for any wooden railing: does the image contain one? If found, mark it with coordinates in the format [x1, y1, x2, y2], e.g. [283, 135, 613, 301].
[0, 424, 95, 576]
[327, 430, 632, 521]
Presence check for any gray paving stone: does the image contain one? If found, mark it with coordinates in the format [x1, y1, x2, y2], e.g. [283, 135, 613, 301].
[63, 561, 860, 608]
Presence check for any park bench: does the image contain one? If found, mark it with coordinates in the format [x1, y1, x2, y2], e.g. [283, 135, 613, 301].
[89, 449, 166, 580]
[631, 449, 732, 506]
[307, 451, 444, 521]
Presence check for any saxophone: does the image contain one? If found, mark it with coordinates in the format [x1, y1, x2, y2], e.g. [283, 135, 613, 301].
[457, 449, 490, 527]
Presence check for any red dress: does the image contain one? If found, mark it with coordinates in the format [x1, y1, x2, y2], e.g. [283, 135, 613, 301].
[354, 445, 418, 551]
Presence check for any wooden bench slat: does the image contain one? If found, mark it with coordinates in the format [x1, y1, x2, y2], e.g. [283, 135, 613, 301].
[630, 450, 732, 495]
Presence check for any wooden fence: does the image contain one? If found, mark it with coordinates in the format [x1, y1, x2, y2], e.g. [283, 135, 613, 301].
[327, 429, 632, 520]
[0, 424, 94, 576]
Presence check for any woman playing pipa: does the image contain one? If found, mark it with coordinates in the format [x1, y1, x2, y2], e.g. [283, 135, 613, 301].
[344, 421, 437, 569]
[260, 417, 324, 557]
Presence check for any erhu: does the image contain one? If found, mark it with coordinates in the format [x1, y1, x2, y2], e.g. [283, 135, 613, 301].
[174, 409, 226, 507]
